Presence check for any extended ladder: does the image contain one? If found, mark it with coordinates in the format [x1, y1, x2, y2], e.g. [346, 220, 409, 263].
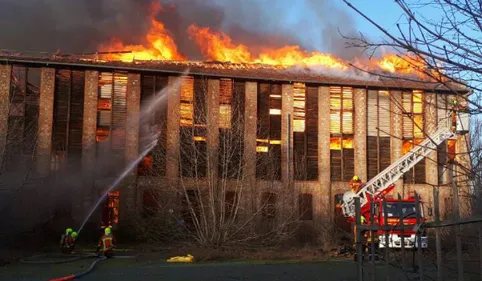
[341, 121, 455, 218]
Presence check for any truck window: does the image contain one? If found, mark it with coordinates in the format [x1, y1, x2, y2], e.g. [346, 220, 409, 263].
[383, 202, 418, 218]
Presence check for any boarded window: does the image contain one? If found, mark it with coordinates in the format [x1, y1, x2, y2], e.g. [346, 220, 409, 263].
[219, 80, 245, 179]
[96, 72, 127, 175]
[52, 69, 85, 170]
[330, 86, 354, 181]
[437, 94, 457, 185]
[294, 84, 318, 180]
[298, 193, 313, 220]
[367, 90, 391, 180]
[139, 75, 168, 176]
[402, 90, 425, 184]
[142, 189, 159, 217]
[225, 191, 237, 219]
[256, 83, 282, 180]
[179, 77, 207, 178]
[438, 139, 456, 185]
[101, 190, 120, 227]
[3, 66, 40, 171]
[261, 192, 276, 219]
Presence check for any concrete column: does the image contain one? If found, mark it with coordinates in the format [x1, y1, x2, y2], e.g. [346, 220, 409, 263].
[281, 84, 294, 216]
[318, 86, 331, 222]
[121, 73, 141, 220]
[165, 76, 181, 184]
[354, 88, 367, 182]
[390, 90, 404, 194]
[0, 65, 11, 170]
[425, 92, 438, 220]
[243, 82, 257, 214]
[81, 70, 98, 218]
[207, 79, 220, 197]
[36, 68, 55, 176]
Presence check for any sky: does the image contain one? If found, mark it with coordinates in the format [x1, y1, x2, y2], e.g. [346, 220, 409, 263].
[0, 0, 458, 61]
[205, 0, 409, 54]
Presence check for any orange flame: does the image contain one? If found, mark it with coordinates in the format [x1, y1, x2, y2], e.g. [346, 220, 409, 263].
[377, 54, 427, 75]
[187, 25, 252, 63]
[99, 2, 184, 62]
[97, 2, 432, 78]
[187, 24, 347, 69]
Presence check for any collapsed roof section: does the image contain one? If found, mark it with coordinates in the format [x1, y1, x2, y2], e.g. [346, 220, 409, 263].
[0, 54, 469, 94]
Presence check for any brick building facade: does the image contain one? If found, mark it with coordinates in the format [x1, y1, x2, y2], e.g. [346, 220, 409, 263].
[0, 56, 472, 233]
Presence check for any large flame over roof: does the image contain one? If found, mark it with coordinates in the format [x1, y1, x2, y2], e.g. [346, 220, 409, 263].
[98, 2, 433, 79]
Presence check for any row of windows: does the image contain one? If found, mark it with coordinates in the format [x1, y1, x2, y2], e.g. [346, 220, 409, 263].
[2, 67, 458, 185]
[132, 77, 457, 184]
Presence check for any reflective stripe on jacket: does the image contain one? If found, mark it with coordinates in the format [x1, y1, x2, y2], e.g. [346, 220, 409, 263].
[98, 234, 115, 251]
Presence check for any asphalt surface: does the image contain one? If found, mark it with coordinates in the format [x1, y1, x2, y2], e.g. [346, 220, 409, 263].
[1, 254, 480, 281]
[0, 256, 416, 281]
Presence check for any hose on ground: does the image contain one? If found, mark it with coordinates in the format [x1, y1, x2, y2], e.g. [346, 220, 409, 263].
[47, 256, 106, 281]
[19, 253, 136, 280]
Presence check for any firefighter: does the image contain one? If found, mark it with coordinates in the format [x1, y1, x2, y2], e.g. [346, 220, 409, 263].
[451, 100, 458, 131]
[349, 175, 362, 193]
[96, 227, 116, 257]
[70, 231, 78, 254]
[60, 228, 75, 254]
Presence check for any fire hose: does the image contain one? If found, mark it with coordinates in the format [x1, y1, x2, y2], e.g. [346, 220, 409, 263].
[19, 253, 136, 281]
[47, 256, 107, 281]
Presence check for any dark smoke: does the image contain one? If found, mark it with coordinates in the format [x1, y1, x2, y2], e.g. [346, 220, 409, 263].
[0, 0, 365, 59]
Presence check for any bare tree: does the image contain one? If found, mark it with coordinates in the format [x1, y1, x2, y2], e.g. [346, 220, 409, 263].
[339, 1, 482, 278]
[133, 81, 304, 248]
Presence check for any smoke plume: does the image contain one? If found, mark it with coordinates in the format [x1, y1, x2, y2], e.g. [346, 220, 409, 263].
[0, 0, 364, 59]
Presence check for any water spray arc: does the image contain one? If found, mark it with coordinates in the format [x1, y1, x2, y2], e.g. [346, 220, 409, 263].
[76, 69, 190, 236]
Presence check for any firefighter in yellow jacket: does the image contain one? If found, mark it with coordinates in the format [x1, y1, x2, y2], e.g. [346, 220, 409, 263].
[96, 227, 116, 257]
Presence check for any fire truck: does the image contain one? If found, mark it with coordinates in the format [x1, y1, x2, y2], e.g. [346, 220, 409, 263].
[338, 102, 470, 250]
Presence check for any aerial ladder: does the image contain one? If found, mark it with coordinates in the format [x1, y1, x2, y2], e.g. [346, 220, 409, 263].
[340, 103, 470, 245]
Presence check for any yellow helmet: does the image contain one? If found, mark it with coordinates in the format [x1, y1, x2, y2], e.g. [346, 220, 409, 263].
[66, 228, 73, 235]
[72, 232, 78, 239]
[353, 175, 359, 181]
[452, 100, 458, 105]
[105, 227, 112, 235]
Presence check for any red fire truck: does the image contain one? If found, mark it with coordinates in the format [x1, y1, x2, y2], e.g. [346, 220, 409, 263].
[338, 105, 469, 251]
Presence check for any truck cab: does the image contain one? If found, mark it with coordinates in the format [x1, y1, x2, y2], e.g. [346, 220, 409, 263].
[375, 197, 428, 249]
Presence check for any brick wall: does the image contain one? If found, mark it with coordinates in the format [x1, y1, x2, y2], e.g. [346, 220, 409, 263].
[36, 68, 55, 176]
[0, 65, 11, 169]
[354, 88, 367, 181]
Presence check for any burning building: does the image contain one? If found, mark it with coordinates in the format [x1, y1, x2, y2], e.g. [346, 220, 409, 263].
[0, 52, 471, 235]
[0, 8, 472, 236]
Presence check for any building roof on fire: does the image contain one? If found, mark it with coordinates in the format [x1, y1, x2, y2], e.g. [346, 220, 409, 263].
[0, 54, 469, 94]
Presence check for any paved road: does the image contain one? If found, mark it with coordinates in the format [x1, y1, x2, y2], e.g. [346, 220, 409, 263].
[4, 253, 481, 281]
[0, 256, 420, 281]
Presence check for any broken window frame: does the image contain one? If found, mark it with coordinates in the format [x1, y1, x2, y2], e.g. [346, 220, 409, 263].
[436, 94, 457, 185]
[256, 83, 282, 181]
[218, 80, 245, 179]
[179, 76, 208, 178]
[298, 193, 313, 220]
[367, 90, 391, 180]
[402, 90, 426, 184]
[329, 86, 354, 182]
[293, 84, 318, 181]
[51, 69, 85, 171]
[137, 74, 169, 177]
